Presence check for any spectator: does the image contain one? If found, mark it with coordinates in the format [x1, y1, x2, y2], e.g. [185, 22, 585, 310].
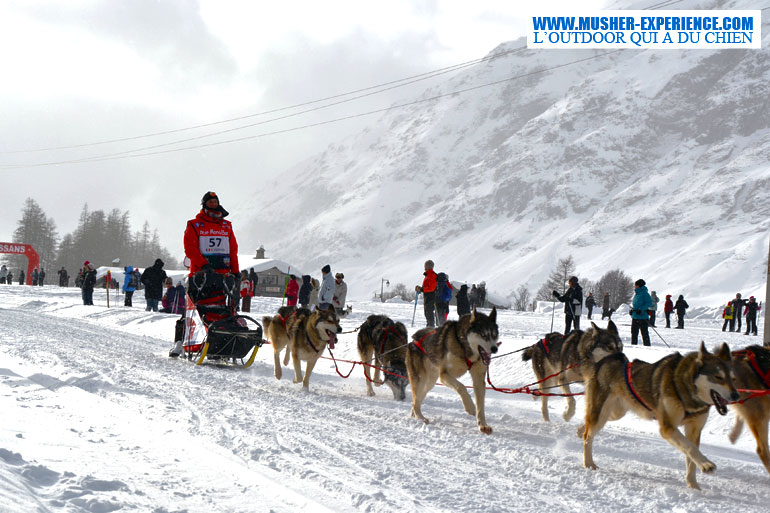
[478, 282, 487, 308]
[664, 294, 674, 328]
[285, 274, 299, 307]
[630, 279, 652, 346]
[435, 272, 452, 326]
[81, 261, 96, 305]
[39, 268, 45, 286]
[298, 275, 312, 308]
[601, 292, 611, 320]
[744, 296, 761, 336]
[239, 270, 252, 312]
[674, 294, 689, 329]
[456, 284, 471, 317]
[415, 260, 437, 327]
[585, 292, 596, 320]
[6, 270, 12, 284]
[648, 290, 659, 327]
[18, 270, 26, 285]
[722, 301, 735, 332]
[31, 268, 39, 286]
[553, 276, 583, 335]
[174, 282, 186, 312]
[122, 266, 138, 306]
[318, 265, 335, 311]
[74, 269, 83, 288]
[57, 266, 69, 287]
[333, 273, 348, 316]
[309, 278, 320, 309]
[132, 268, 142, 290]
[732, 293, 747, 333]
[469, 284, 478, 310]
[140, 258, 167, 312]
[0, 264, 6, 284]
[249, 268, 259, 297]
[160, 278, 177, 313]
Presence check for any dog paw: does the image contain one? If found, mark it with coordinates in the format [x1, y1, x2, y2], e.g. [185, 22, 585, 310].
[700, 461, 716, 473]
[576, 425, 585, 438]
[479, 425, 493, 435]
[562, 411, 574, 422]
[584, 462, 598, 470]
[366, 390, 375, 397]
[687, 481, 702, 491]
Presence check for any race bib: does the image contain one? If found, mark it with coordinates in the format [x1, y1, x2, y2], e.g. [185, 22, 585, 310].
[199, 235, 230, 255]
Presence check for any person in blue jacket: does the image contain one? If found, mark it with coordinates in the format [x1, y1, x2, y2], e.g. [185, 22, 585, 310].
[123, 266, 137, 306]
[630, 279, 653, 346]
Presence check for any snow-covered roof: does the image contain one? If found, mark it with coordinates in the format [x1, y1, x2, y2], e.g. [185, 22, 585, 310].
[236, 256, 302, 276]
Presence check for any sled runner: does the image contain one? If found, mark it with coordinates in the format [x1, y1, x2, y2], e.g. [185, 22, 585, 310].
[181, 271, 263, 367]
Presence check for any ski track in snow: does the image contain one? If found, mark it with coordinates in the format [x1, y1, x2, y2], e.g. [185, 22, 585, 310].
[0, 285, 768, 512]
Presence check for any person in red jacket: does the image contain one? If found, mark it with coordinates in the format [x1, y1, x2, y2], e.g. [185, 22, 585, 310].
[285, 274, 299, 307]
[664, 294, 674, 328]
[415, 259, 437, 327]
[184, 191, 239, 276]
[171, 191, 239, 357]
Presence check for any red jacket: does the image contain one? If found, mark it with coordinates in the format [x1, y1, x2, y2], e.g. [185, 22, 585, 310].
[240, 279, 253, 298]
[184, 210, 239, 275]
[286, 278, 299, 306]
[664, 296, 674, 313]
[422, 269, 437, 293]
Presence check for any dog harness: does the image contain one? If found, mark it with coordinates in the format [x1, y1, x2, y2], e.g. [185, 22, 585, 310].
[379, 325, 406, 354]
[624, 360, 654, 412]
[733, 349, 770, 389]
[278, 310, 298, 334]
[537, 334, 563, 355]
[411, 330, 436, 355]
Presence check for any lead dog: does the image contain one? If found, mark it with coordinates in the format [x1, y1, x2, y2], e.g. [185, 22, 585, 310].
[262, 306, 300, 380]
[357, 314, 409, 400]
[406, 308, 499, 434]
[289, 306, 342, 391]
[579, 342, 739, 489]
[522, 321, 624, 422]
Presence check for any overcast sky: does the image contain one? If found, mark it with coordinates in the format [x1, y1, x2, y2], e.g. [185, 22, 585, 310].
[0, 0, 605, 261]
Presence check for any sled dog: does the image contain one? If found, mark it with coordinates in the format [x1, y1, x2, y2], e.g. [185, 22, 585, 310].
[406, 307, 499, 434]
[729, 345, 770, 474]
[521, 321, 624, 422]
[262, 306, 300, 380]
[579, 342, 738, 489]
[357, 314, 409, 400]
[289, 306, 342, 391]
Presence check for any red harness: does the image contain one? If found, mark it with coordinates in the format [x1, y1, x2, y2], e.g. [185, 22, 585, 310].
[412, 330, 473, 370]
[733, 349, 770, 389]
[625, 361, 653, 412]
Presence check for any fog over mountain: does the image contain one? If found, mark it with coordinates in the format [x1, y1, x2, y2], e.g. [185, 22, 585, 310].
[245, 0, 770, 305]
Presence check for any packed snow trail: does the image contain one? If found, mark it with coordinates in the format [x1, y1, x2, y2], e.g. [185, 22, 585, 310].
[0, 286, 769, 512]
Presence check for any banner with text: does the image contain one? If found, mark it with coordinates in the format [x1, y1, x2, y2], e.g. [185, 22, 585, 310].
[528, 10, 761, 49]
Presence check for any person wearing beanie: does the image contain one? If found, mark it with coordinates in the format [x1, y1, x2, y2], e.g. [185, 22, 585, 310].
[630, 279, 652, 346]
[81, 261, 97, 305]
[318, 265, 334, 310]
[140, 258, 167, 312]
[171, 191, 240, 357]
[415, 259, 438, 327]
[664, 294, 674, 328]
[674, 294, 689, 329]
[744, 296, 761, 336]
[552, 276, 583, 335]
[731, 293, 747, 333]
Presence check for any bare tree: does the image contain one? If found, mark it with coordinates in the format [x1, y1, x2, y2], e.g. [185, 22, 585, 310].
[536, 255, 577, 301]
[512, 285, 531, 311]
[595, 269, 633, 310]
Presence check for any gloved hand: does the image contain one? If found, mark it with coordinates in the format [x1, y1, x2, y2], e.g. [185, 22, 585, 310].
[552, 290, 559, 298]
[200, 264, 214, 275]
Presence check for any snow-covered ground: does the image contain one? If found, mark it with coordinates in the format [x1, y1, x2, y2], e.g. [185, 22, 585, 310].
[0, 284, 767, 513]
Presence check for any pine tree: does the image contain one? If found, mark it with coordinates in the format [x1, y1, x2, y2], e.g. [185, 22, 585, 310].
[10, 198, 59, 273]
[595, 269, 633, 310]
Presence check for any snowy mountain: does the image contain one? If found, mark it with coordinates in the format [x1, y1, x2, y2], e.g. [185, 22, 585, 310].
[246, 0, 770, 305]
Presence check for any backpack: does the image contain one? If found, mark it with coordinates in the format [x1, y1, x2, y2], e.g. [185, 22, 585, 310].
[436, 273, 453, 303]
[129, 273, 139, 289]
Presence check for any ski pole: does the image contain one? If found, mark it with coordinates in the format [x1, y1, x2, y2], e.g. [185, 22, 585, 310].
[412, 292, 420, 327]
[648, 324, 671, 348]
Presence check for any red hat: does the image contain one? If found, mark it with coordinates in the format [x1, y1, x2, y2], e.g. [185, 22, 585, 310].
[83, 260, 90, 266]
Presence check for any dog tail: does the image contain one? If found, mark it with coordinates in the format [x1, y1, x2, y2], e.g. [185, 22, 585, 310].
[262, 316, 272, 330]
[522, 346, 534, 362]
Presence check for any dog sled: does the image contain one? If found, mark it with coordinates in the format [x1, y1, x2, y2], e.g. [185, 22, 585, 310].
[175, 271, 263, 367]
